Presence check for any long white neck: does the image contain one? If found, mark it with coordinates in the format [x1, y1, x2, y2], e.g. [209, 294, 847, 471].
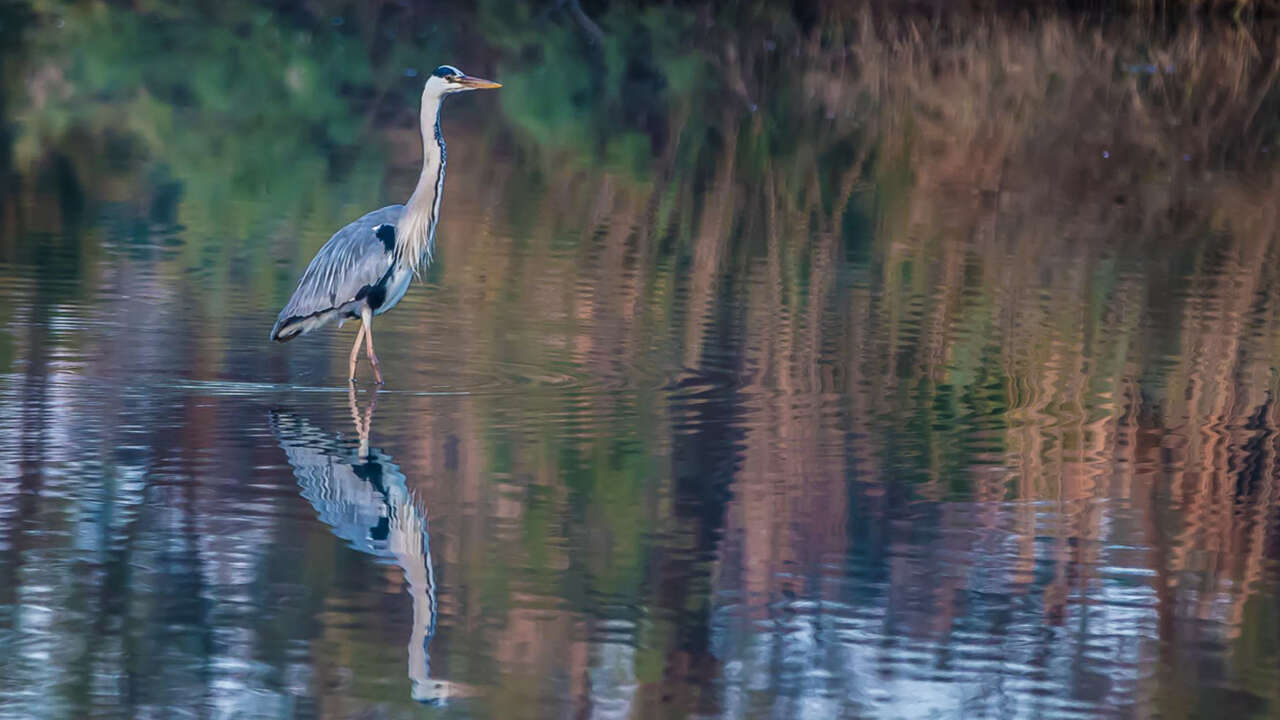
[400, 91, 446, 271]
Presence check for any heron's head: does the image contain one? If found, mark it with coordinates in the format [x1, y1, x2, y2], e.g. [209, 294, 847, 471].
[424, 65, 502, 98]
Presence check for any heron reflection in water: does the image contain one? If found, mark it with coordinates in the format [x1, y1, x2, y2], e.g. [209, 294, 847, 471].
[269, 388, 451, 704]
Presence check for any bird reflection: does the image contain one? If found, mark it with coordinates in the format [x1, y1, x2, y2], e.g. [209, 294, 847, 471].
[269, 387, 449, 705]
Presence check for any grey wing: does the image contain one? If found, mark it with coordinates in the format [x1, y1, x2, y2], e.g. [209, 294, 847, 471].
[270, 205, 404, 342]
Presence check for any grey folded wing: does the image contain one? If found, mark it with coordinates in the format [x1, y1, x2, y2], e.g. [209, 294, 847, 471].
[270, 205, 404, 342]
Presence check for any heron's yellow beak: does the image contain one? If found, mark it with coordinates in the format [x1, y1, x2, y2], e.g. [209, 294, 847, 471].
[458, 76, 502, 90]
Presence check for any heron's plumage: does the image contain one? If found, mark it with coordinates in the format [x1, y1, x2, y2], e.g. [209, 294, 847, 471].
[271, 89, 451, 344]
[270, 205, 405, 342]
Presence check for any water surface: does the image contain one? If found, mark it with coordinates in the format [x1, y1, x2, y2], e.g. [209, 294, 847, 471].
[2, 3, 1280, 719]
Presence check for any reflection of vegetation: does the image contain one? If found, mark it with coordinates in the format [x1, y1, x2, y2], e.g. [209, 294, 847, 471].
[4, 0, 1280, 716]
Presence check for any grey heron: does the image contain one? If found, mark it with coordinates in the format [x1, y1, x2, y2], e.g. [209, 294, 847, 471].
[270, 65, 501, 383]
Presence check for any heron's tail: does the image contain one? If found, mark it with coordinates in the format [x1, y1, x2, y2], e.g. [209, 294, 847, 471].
[270, 308, 338, 343]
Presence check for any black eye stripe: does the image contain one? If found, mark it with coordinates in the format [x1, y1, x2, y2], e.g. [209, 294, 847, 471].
[432, 65, 462, 78]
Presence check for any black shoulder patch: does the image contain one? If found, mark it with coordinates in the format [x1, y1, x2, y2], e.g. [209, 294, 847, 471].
[354, 282, 388, 311]
[366, 283, 387, 310]
[374, 224, 396, 252]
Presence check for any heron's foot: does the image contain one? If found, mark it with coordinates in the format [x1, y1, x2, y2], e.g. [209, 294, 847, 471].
[371, 367, 384, 385]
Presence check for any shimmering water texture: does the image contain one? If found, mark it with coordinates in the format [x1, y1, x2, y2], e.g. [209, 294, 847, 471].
[3, 2, 1280, 719]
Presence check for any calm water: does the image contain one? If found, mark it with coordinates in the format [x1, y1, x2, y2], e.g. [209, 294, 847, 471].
[3, 2, 1280, 718]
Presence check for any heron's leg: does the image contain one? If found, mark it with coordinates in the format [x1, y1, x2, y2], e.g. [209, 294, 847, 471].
[361, 307, 384, 385]
[348, 323, 367, 383]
